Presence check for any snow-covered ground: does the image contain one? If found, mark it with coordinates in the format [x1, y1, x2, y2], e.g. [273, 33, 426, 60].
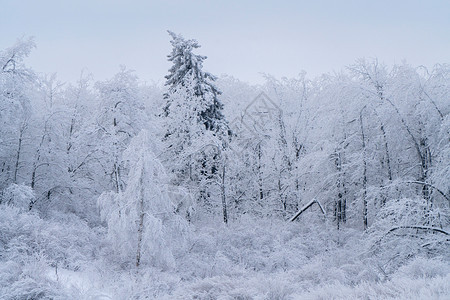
[1, 207, 448, 299]
[45, 267, 450, 299]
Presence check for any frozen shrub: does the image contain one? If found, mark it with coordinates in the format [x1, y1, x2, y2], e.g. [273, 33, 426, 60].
[394, 257, 450, 279]
[1, 183, 35, 211]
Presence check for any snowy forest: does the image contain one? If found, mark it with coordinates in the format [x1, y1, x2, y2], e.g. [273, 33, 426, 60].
[0, 33, 449, 299]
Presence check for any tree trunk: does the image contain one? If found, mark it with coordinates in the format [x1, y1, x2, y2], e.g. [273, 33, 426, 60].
[136, 167, 145, 268]
[221, 164, 228, 224]
[379, 123, 392, 182]
[334, 150, 347, 229]
[360, 109, 368, 230]
[257, 143, 264, 201]
[277, 112, 291, 213]
[13, 122, 27, 183]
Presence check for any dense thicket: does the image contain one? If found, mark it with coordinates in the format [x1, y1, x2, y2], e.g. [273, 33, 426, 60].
[0, 36, 448, 298]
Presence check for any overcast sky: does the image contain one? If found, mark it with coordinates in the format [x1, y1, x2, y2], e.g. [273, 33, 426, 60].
[2, 0, 449, 84]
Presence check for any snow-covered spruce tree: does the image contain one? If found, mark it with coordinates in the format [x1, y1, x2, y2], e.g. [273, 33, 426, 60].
[98, 130, 188, 269]
[163, 31, 226, 132]
[162, 31, 229, 219]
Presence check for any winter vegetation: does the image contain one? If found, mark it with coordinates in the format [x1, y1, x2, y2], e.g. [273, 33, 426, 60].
[0, 33, 449, 299]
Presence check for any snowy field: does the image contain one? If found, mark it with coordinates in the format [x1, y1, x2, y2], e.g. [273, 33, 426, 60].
[1, 206, 448, 299]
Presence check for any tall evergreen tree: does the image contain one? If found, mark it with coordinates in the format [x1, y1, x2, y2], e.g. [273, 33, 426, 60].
[162, 31, 229, 220]
[163, 31, 227, 133]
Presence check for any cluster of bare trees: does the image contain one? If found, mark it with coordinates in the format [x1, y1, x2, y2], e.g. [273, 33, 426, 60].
[221, 61, 448, 231]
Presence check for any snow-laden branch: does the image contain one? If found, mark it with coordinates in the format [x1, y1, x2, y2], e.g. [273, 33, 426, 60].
[290, 199, 326, 222]
[387, 226, 449, 236]
[404, 181, 449, 203]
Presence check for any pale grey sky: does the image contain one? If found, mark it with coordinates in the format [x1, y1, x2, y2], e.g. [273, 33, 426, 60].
[2, 0, 449, 84]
